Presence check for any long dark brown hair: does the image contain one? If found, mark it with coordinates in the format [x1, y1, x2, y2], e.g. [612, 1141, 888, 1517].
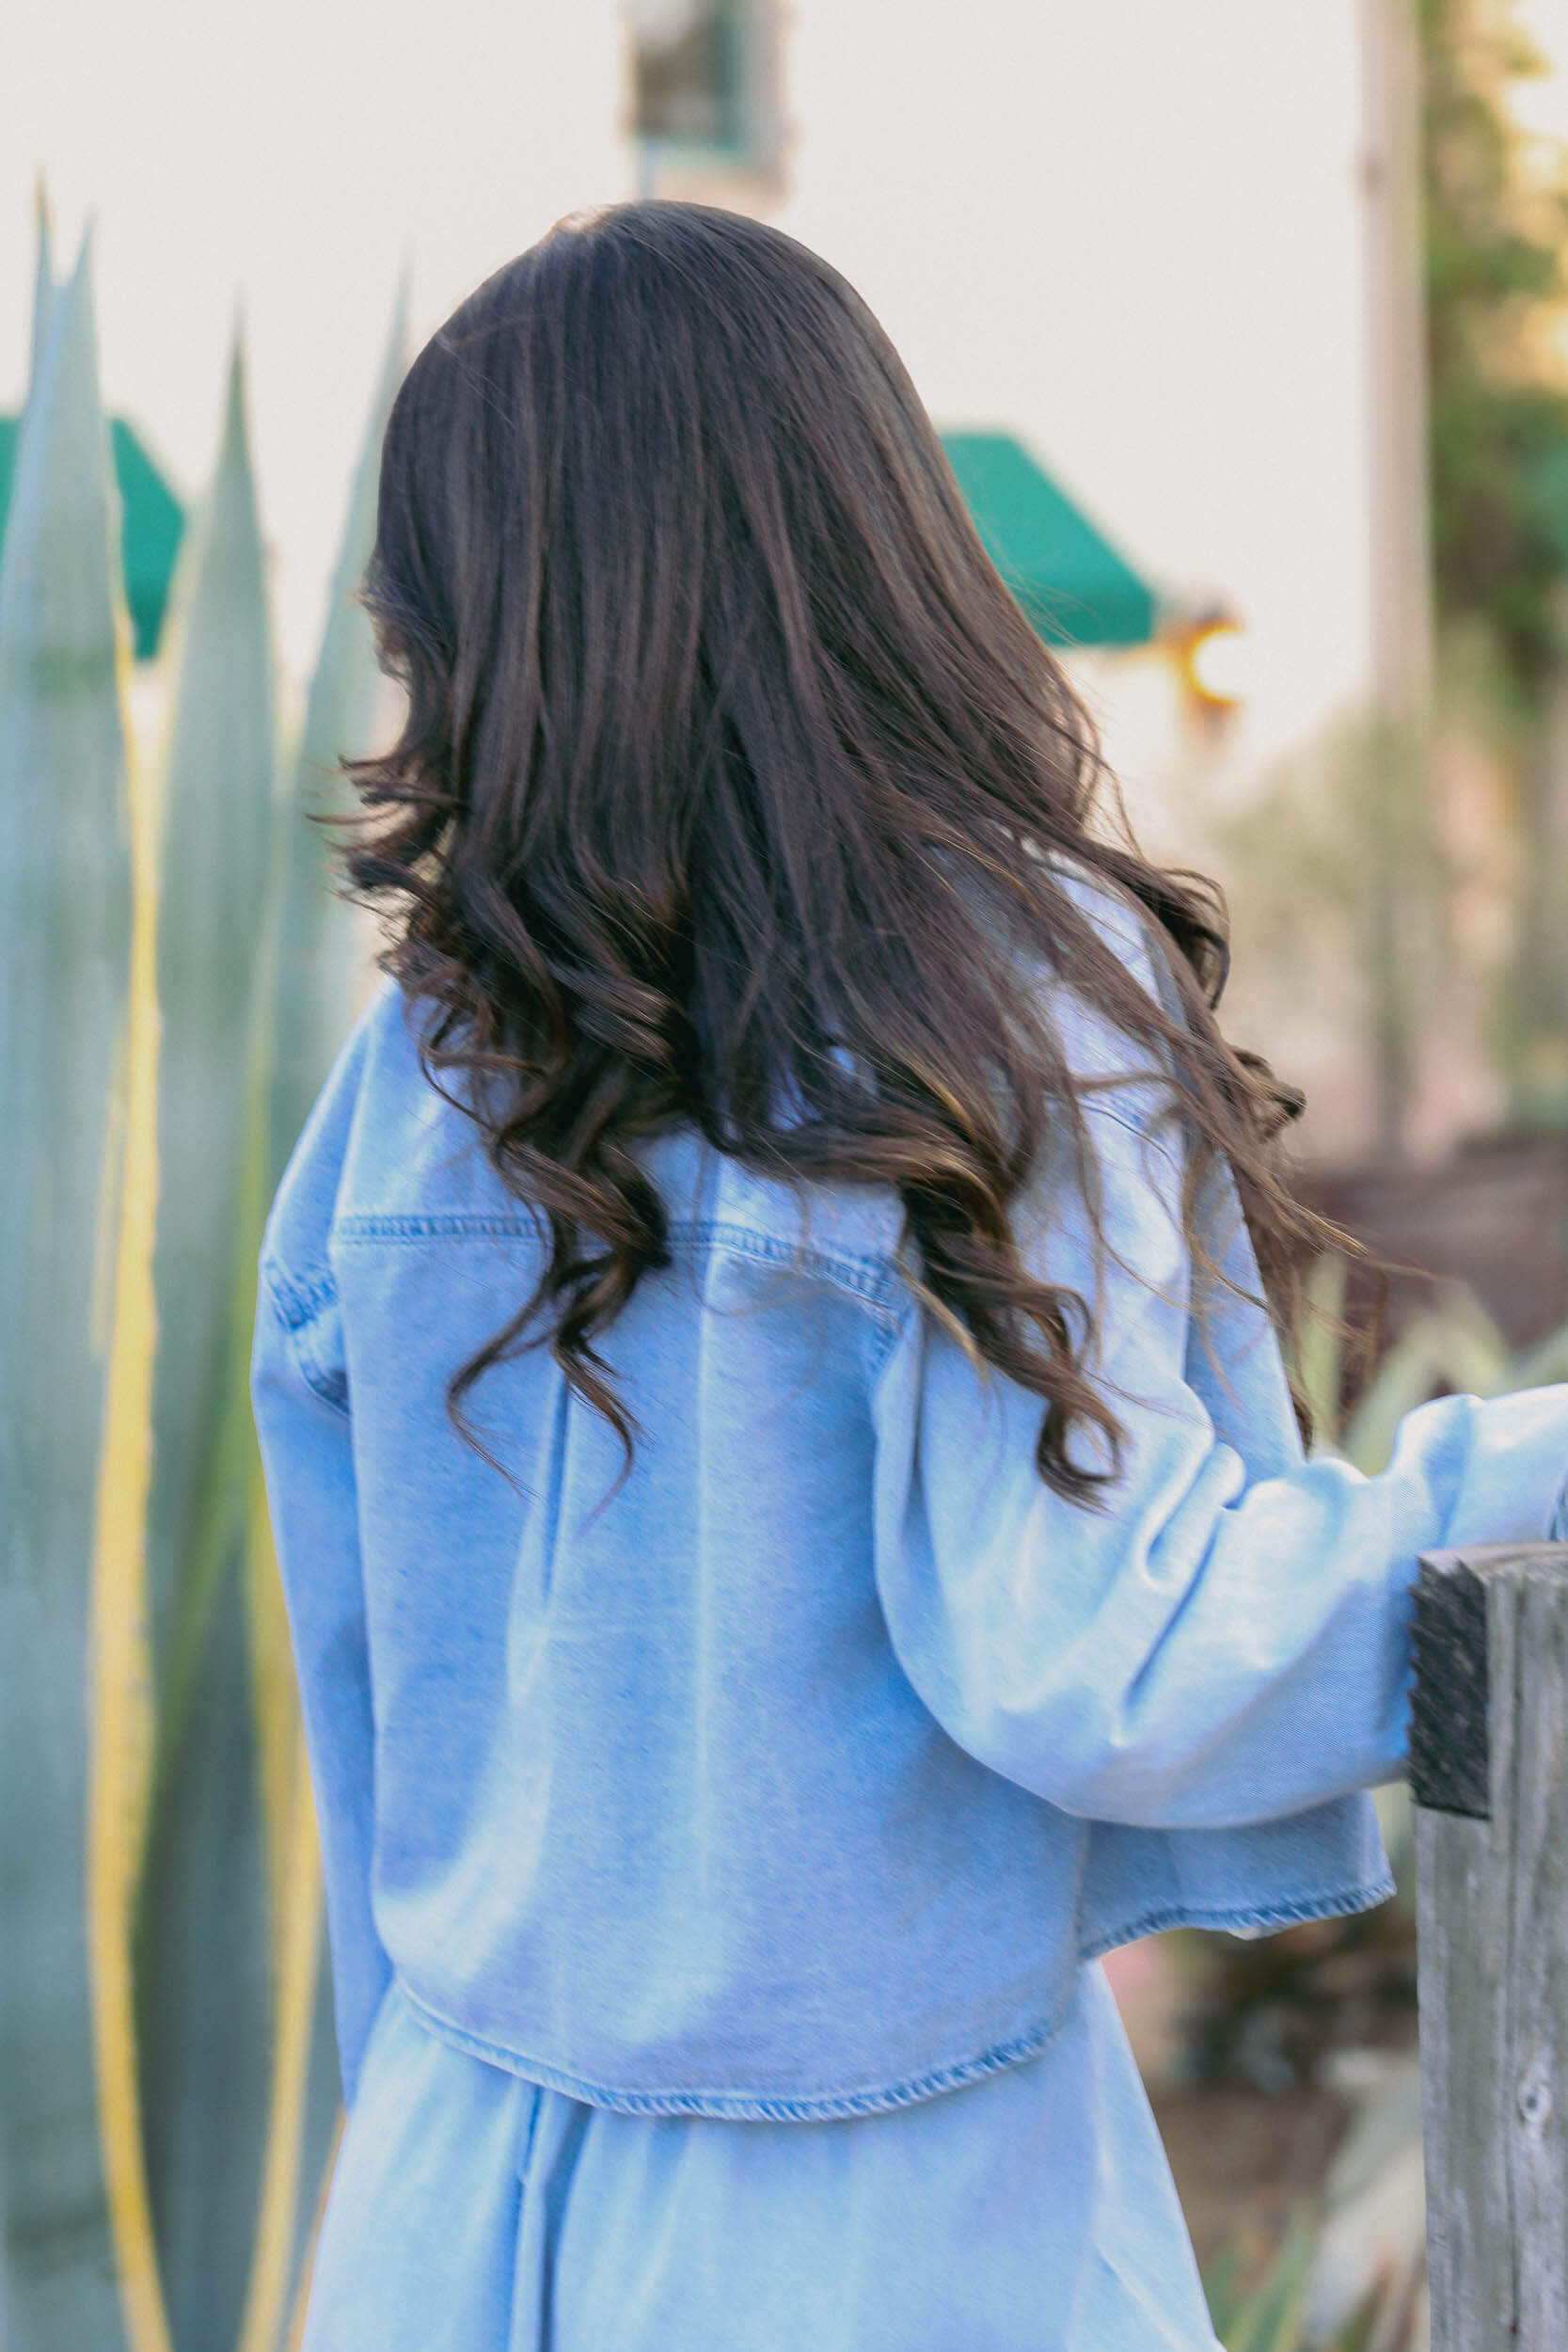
[345, 199, 1341, 1501]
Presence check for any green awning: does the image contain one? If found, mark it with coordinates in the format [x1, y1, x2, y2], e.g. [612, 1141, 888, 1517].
[940, 430, 1157, 648]
[0, 412, 184, 660]
[1, 412, 1147, 660]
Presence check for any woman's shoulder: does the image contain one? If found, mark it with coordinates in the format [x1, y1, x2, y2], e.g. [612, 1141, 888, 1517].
[261, 978, 911, 1310]
[1039, 850, 1186, 1025]
[260, 861, 1191, 1309]
[260, 976, 418, 1287]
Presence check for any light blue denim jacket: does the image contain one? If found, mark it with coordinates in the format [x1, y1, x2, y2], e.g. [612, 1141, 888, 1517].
[251, 876, 1568, 2121]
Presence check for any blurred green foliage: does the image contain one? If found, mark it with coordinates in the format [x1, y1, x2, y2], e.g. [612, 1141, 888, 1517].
[1180, 1264, 1568, 2100]
[1422, 0, 1568, 697]
[1205, 2207, 1423, 2351]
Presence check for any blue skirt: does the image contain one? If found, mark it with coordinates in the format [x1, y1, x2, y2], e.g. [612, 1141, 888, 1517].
[303, 1965, 1220, 2351]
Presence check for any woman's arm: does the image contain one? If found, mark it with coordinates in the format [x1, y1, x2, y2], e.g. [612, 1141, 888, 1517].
[871, 1092, 1568, 1833]
[251, 1261, 391, 2108]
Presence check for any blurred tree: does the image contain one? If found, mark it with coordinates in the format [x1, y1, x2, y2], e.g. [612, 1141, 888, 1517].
[1422, 0, 1568, 697]
[1420, 0, 1568, 1120]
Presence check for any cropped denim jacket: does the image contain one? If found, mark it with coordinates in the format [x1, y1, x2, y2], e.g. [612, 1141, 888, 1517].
[251, 877, 1568, 2121]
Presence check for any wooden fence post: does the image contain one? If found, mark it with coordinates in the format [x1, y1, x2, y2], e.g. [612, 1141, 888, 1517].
[1413, 1543, 1568, 2349]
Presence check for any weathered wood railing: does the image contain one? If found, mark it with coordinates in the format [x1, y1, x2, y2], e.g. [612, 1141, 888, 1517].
[1414, 1544, 1568, 2350]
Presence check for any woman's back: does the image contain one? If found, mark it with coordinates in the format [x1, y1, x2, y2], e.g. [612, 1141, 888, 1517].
[250, 199, 1568, 2348]
[256, 878, 1407, 2122]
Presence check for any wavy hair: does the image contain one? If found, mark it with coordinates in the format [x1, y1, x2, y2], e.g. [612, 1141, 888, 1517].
[344, 200, 1343, 1501]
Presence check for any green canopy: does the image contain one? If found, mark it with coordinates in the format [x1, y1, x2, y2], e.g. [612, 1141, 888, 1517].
[0, 411, 183, 660]
[940, 430, 1156, 648]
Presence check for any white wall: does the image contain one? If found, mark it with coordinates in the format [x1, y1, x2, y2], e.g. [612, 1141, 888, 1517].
[5, 0, 1375, 767]
[774, 0, 1372, 773]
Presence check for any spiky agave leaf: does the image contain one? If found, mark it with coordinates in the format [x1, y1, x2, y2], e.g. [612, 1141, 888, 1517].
[135, 335, 281, 2352]
[144, 336, 278, 1704]
[242, 276, 408, 2345]
[28, 180, 55, 400]
[264, 274, 407, 1196]
[0, 236, 150, 2352]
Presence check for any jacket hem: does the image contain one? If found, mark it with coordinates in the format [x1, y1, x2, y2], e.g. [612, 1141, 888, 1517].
[1076, 1869, 1397, 1963]
[392, 1975, 1075, 2121]
[391, 1871, 1396, 2120]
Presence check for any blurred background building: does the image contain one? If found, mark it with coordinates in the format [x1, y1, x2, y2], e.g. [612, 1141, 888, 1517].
[2, 4, 1373, 802]
[16, 0, 1568, 1255]
[0, 1, 1372, 752]
[13, 2, 1568, 1178]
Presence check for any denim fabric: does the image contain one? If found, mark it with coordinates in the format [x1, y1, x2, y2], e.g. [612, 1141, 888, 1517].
[302, 1970, 1223, 2352]
[251, 873, 1568, 2121]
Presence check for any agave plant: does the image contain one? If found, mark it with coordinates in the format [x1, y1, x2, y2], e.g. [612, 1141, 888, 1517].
[0, 204, 404, 2352]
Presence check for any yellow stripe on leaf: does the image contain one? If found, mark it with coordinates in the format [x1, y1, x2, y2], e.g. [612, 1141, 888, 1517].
[87, 660, 173, 2352]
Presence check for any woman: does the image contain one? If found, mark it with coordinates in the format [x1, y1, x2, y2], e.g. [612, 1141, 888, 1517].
[253, 201, 1568, 2350]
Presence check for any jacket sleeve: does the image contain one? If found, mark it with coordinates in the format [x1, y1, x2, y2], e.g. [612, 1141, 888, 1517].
[251, 1258, 391, 2108]
[870, 1079, 1568, 1835]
